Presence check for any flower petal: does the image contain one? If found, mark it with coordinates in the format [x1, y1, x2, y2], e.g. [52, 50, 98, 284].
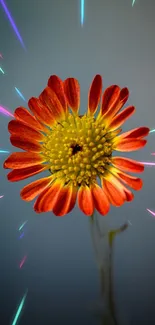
[101, 85, 120, 116]
[102, 177, 126, 207]
[88, 75, 102, 115]
[39, 86, 65, 121]
[10, 135, 41, 152]
[118, 127, 150, 140]
[63, 78, 80, 113]
[4, 152, 45, 169]
[14, 107, 44, 131]
[108, 106, 135, 130]
[77, 185, 94, 216]
[48, 75, 67, 113]
[104, 87, 129, 120]
[112, 157, 144, 173]
[20, 176, 53, 201]
[34, 179, 62, 213]
[28, 97, 55, 126]
[90, 183, 110, 215]
[52, 184, 77, 216]
[7, 164, 48, 182]
[110, 167, 143, 190]
[8, 120, 43, 141]
[113, 138, 147, 152]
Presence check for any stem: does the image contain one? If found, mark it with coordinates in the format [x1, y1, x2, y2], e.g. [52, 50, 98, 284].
[89, 213, 129, 325]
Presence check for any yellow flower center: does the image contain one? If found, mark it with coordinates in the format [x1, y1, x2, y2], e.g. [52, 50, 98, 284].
[41, 114, 114, 187]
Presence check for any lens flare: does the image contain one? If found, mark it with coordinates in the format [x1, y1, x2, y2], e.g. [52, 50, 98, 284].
[0, 105, 14, 117]
[11, 290, 28, 325]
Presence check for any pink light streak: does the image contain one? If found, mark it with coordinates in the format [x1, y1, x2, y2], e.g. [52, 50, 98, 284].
[0, 53, 3, 59]
[0, 195, 4, 199]
[141, 161, 155, 166]
[19, 255, 27, 269]
[147, 209, 155, 217]
[0, 105, 14, 118]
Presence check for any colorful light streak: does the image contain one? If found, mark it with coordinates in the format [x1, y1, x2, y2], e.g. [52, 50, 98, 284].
[0, 105, 14, 117]
[19, 220, 28, 231]
[132, 0, 136, 6]
[149, 129, 155, 133]
[0, 67, 4, 74]
[19, 255, 27, 269]
[141, 161, 155, 166]
[151, 153, 155, 155]
[80, 0, 84, 26]
[0, 195, 4, 199]
[147, 209, 155, 217]
[19, 232, 25, 239]
[0, 149, 9, 154]
[0, 53, 3, 59]
[11, 290, 28, 325]
[15, 87, 26, 102]
[0, 0, 26, 50]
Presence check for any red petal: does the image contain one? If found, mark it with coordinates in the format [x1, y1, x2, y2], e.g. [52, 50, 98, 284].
[102, 177, 126, 207]
[118, 127, 150, 139]
[63, 78, 80, 113]
[48, 75, 67, 113]
[7, 165, 48, 182]
[39, 86, 65, 121]
[105, 87, 129, 120]
[77, 185, 94, 216]
[52, 184, 77, 216]
[114, 138, 147, 152]
[4, 152, 45, 169]
[20, 176, 53, 201]
[88, 75, 102, 115]
[10, 135, 41, 152]
[112, 157, 144, 173]
[101, 85, 120, 116]
[34, 180, 62, 213]
[28, 97, 55, 127]
[8, 120, 43, 141]
[111, 167, 143, 190]
[91, 183, 110, 215]
[14, 107, 44, 131]
[108, 106, 135, 130]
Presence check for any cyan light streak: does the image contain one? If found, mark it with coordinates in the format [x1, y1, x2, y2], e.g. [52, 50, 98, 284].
[0, 0, 26, 50]
[149, 129, 155, 133]
[81, 0, 84, 26]
[132, 0, 136, 6]
[15, 87, 26, 102]
[0, 67, 4, 74]
[0, 149, 9, 153]
[11, 290, 28, 325]
[19, 220, 28, 231]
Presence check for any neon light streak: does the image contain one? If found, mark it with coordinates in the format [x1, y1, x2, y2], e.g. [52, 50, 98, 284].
[0, 0, 26, 50]
[80, 0, 84, 26]
[19, 255, 27, 269]
[0, 105, 14, 117]
[141, 162, 155, 166]
[0, 67, 4, 74]
[11, 290, 28, 325]
[19, 220, 28, 231]
[15, 87, 26, 102]
[147, 209, 155, 217]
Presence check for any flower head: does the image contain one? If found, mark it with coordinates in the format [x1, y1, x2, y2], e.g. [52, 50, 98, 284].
[4, 75, 149, 216]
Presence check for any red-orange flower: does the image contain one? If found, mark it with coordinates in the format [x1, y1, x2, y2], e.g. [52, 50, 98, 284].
[4, 75, 149, 216]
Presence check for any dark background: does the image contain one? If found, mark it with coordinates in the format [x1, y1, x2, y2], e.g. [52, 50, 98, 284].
[0, 0, 155, 324]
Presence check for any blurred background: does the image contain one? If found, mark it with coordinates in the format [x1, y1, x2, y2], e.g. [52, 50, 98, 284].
[0, 0, 155, 324]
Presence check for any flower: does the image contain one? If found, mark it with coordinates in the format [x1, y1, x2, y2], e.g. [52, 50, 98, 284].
[3, 75, 149, 216]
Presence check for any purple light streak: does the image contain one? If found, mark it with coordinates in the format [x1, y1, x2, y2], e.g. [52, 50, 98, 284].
[19, 255, 27, 269]
[0, 53, 3, 59]
[0, 105, 14, 118]
[147, 209, 155, 217]
[141, 161, 155, 166]
[19, 232, 24, 239]
[0, 0, 26, 50]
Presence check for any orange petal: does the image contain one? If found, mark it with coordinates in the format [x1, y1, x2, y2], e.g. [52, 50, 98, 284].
[88, 75, 102, 115]
[108, 106, 135, 130]
[39, 86, 65, 121]
[114, 138, 147, 152]
[20, 176, 53, 201]
[112, 157, 144, 173]
[104, 87, 129, 120]
[34, 179, 62, 213]
[4, 152, 45, 169]
[90, 183, 110, 215]
[8, 120, 43, 141]
[63, 78, 80, 113]
[102, 177, 126, 207]
[52, 184, 77, 216]
[14, 107, 44, 131]
[101, 85, 121, 116]
[48, 75, 67, 113]
[118, 127, 150, 140]
[7, 164, 48, 182]
[111, 167, 143, 190]
[77, 185, 94, 216]
[28, 97, 54, 127]
[10, 135, 41, 152]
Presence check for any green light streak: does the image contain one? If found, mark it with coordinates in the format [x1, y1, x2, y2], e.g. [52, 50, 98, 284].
[11, 290, 28, 325]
